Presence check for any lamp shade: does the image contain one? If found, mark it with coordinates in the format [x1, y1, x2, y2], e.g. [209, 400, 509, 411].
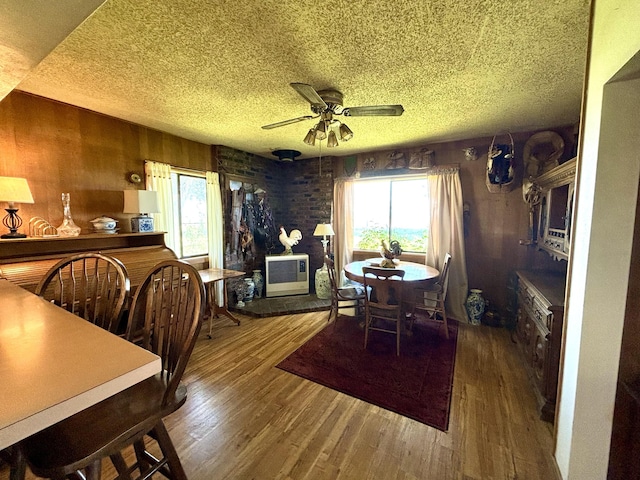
[123, 190, 159, 214]
[0, 177, 34, 204]
[313, 223, 335, 237]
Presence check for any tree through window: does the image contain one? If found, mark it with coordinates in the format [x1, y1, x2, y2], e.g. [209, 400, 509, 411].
[353, 177, 429, 253]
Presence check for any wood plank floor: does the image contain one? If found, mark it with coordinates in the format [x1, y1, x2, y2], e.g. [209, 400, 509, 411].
[2, 311, 559, 480]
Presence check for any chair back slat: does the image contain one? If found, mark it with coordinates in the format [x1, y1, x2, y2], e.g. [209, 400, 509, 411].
[35, 253, 130, 333]
[439, 253, 452, 298]
[126, 259, 205, 406]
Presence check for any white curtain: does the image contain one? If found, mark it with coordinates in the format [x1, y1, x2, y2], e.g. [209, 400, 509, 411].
[426, 167, 468, 322]
[206, 171, 224, 307]
[333, 178, 355, 286]
[144, 160, 176, 252]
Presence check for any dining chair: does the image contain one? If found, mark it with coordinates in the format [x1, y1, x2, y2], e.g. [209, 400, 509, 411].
[35, 252, 131, 334]
[407, 253, 452, 339]
[20, 259, 205, 480]
[326, 256, 366, 327]
[0, 253, 132, 480]
[362, 266, 406, 356]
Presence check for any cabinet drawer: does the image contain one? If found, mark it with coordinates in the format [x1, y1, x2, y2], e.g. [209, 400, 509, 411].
[532, 297, 553, 332]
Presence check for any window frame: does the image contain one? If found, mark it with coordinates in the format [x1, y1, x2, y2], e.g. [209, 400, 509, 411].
[170, 168, 208, 260]
[352, 174, 429, 254]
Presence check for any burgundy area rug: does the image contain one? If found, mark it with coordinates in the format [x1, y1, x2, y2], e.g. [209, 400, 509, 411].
[276, 315, 458, 431]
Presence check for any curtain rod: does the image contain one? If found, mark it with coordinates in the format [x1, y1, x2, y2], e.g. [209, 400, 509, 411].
[144, 160, 209, 177]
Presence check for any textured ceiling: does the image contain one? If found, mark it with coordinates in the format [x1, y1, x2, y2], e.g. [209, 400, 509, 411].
[12, 0, 591, 160]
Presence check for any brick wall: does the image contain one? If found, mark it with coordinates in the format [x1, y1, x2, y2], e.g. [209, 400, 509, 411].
[215, 146, 333, 291]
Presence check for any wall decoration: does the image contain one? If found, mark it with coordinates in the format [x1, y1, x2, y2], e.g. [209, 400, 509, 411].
[408, 148, 434, 169]
[363, 156, 376, 170]
[127, 172, 142, 184]
[344, 156, 357, 176]
[486, 133, 516, 193]
[463, 147, 478, 161]
[385, 151, 407, 169]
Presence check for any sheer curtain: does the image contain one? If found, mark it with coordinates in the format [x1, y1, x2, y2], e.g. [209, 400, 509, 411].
[206, 171, 224, 306]
[333, 168, 468, 321]
[426, 167, 468, 322]
[333, 178, 355, 286]
[144, 160, 176, 251]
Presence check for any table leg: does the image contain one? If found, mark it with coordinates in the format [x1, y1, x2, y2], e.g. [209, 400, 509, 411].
[207, 280, 241, 338]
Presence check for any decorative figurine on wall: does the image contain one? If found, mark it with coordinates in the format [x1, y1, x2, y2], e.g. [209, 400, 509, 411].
[463, 147, 478, 161]
[279, 226, 302, 255]
[486, 133, 516, 193]
[408, 148, 434, 169]
[385, 151, 408, 169]
[363, 156, 376, 170]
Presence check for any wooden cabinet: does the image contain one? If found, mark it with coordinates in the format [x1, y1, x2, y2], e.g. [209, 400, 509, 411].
[515, 270, 566, 422]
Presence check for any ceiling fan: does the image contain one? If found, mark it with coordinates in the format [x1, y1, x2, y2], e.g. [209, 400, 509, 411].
[262, 83, 404, 147]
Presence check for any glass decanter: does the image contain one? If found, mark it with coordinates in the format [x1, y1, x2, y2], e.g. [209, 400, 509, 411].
[57, 193, 81, 237]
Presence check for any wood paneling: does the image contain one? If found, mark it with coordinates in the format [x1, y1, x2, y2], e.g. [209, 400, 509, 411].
[0, 91, 211, 234]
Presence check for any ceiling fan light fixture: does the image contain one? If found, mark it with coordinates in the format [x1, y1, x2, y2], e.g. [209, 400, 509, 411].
[327, 130, 339, 148]
[303, 128, 316, 146]
[339, 123, 353, 141]
[315, 121, 327, 140]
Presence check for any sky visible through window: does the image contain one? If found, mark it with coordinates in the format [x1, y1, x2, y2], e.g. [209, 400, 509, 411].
[353, 178, 429, 253]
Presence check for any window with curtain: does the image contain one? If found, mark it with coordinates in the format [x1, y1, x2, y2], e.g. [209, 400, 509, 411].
[170, 171, 208, 258]
[353, 177, 429, 253]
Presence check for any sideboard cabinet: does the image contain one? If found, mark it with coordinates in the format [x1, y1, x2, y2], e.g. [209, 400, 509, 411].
[515, 270, 566, 422]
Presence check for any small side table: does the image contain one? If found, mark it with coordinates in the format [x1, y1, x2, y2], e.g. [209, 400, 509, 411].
[315, 267, 331, 299]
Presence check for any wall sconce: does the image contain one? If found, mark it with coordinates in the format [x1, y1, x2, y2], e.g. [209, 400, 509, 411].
[123, 190, 159, 233]
[0, 176, 34, 238]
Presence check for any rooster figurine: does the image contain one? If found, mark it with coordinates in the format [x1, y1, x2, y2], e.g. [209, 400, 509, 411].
[279, 226, 302, 255]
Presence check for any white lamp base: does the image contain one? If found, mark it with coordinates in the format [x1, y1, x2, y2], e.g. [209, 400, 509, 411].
[315, 267, 331, 299]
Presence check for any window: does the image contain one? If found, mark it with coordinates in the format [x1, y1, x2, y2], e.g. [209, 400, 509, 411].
[171, 172, 208, 258]
[353, 177, 429, 253]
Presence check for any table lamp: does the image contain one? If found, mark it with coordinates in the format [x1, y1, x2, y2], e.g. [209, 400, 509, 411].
[313, 223, 334, 300]
[123, 190, 159, 233]
[0, 176, 34, 238]
[313, 223, 335, 262]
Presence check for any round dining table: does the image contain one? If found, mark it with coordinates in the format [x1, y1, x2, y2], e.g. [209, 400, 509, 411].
[344, 259, 440, 286]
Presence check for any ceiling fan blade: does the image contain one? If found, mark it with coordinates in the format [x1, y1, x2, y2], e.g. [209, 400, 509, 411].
[343, 105, 405, 116]
[261, 115, 316, 130]
[290, 83, 327, 110]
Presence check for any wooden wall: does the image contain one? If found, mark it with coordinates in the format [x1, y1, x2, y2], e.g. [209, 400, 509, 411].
[0, 91, 212, 234]
[0, 90, 574, 318]
[335, 130, 574, 319]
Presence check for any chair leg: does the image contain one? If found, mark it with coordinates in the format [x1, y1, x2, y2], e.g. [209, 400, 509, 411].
[2, 446, 27, 480]
[153, 421, 187, 480]
[109, 452, 131, 479]
[364, 312, 370, 349]
[396, 318, 401, 356]
[439, 299, 449, 339]
[84, 459, 102, 480]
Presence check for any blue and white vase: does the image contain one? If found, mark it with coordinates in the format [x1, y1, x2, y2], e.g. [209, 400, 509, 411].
[252, 270, 264, 299]
[244, 278, 255, 302]
[465, 289, 486, 325]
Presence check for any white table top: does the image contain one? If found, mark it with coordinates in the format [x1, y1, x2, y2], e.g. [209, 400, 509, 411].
[0, 279, 161, 449]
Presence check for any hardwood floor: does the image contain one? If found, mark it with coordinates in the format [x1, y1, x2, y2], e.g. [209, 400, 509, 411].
[2, 312, 559, 480]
